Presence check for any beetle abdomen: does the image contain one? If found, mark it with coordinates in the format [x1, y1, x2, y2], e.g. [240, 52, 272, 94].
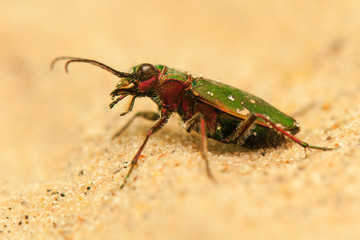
[179, 97, 290, 149]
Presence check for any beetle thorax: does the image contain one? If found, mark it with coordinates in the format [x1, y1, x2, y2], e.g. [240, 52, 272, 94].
[153, 68, 191, 112]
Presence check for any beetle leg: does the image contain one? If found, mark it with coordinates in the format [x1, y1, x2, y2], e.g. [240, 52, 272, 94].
[112, 111, 160, 140]
[184, 113, 216, 182]
[231, 113, 333, 151]
[251, 113, 334, 151]
[183, 112, 201, 133]
[229, 114, 258, 145]
[120, 115, 169, 189]
[199, 115, 217, 183]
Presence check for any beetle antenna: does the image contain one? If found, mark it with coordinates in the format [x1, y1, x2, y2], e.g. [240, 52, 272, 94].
[51, 57, 132, 78]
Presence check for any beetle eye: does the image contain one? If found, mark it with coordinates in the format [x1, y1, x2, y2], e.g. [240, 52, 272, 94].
[135, 63, 157, 81]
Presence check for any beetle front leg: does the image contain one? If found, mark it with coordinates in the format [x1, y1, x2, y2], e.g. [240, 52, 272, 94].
[120, 115, 169, 189]
[184, 113, 216, 182]
[112, 111, 160, 140]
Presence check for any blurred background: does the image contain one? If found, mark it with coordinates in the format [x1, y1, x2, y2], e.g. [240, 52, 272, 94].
[1, 0, 360, 239]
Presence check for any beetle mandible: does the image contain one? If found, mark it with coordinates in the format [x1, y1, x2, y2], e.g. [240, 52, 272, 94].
[51, 57, 333, 188]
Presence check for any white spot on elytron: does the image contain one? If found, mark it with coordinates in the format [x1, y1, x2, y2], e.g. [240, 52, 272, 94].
[238, 108, 250, 115]
[250, 99, 256, 104]
[228, 95, 235, 101]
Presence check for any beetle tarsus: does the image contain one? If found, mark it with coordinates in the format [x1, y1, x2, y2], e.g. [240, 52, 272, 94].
[120, 163, 136, 189]
[303, 143, 334, 151]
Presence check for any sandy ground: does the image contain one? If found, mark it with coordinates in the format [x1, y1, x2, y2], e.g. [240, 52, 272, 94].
[1, 0, 360, 239]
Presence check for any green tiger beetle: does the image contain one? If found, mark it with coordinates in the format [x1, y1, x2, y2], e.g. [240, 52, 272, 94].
[51, 57, 334, 188]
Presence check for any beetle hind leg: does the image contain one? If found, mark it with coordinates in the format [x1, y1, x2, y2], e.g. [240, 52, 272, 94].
[251, 113, 334, 151]
[232, 113, 334, 151]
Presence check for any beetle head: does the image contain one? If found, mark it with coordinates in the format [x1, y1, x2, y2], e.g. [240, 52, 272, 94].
[51, 57, 159, 113]
[109, 63, 159, 108]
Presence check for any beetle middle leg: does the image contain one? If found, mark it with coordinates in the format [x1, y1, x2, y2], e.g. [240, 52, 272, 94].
[112, 111, 160, 140]
[184, 112, 216, 182]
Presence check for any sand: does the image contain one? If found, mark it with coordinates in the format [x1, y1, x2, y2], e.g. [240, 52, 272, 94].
[1, 0, 360, 239]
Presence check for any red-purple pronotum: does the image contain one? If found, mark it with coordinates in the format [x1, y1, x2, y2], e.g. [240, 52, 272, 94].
[51, 57, 333, 188]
